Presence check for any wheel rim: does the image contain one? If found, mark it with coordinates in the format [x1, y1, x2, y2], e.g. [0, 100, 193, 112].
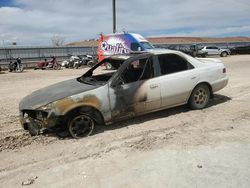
[106, 63, 112, 70]
[194, 88, 208, 105]
[69, 114, 94, 138]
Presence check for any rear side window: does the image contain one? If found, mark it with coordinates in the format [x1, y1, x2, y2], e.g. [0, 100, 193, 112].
[158, 54, 194, 75]
[207, 46, 218, 49]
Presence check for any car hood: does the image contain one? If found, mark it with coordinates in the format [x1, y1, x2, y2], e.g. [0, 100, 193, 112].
[19, 78, 99, 110]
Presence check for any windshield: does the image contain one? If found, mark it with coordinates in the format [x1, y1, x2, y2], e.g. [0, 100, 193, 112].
[78, 58, 126, 85]
[140, 42, 154, 49]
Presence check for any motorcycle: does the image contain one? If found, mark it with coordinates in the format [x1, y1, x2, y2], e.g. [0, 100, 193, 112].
[8, 58, 24, 73]
[34, 59, 49, 70]
[62, 55, 97, 69]
[82, 55, 97, 68]
[34, 57, 61, 70]
[62, 55, 82, 69]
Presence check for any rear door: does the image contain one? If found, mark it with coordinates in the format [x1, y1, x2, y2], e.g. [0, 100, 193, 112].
[210, 46, 220, 55]
[156, 53, 199, 107]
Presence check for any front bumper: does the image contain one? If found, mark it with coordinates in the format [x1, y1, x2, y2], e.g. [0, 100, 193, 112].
[19, 110, 57, 131]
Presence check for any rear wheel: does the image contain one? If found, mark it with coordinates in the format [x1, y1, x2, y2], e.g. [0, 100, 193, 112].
[201, 53, 207, 58]
[221, 51, 228, 57]
[105, 62, 113, 70]
[87, 61, 96, 68]
[54, 64, 61, 70]
[68, 113, 95, 139]
[189, 84, 210, 109]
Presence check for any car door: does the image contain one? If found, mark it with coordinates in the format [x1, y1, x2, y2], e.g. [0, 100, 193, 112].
[211, 46, 220, 55]
[156, 53, 199, 108]
[109, 55, 161, 120]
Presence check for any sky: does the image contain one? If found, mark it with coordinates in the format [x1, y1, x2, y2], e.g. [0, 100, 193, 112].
[0, 0, 250, 46]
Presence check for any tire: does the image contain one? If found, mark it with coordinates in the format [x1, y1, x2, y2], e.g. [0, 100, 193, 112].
[188, 84, 211, 109]
[68, 113, 95, 139]
[105, 62, 113, 70]
[201, 54, 207, 58]
[54, 64, 61, 70]
[87, 61, 95, 68]
[18, 65, 24, 72]
[221, 51, 228, 57]
[27, 122, 40, 136]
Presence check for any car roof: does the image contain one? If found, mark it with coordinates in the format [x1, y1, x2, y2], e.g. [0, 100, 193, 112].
[108, 49, 180, 60]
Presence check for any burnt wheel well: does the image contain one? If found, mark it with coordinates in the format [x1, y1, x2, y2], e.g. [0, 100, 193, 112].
[65, 106, 105, 126]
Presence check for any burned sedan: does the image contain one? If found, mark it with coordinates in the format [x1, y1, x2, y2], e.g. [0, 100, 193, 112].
[19, 50, 228, 138]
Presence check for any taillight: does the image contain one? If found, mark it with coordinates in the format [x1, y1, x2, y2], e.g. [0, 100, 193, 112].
[223, 68, 226, 73]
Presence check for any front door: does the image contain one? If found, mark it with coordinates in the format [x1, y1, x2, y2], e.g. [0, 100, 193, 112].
[109, 56, 161, 120]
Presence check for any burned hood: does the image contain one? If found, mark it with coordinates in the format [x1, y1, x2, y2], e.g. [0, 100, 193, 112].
[19, 78, 99, 110]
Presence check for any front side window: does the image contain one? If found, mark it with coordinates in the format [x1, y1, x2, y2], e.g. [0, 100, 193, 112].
[158, 54, 194, 75]
[78, 58, 126, 85]
[140, 42, 154, 49]
[131, 43, 141, 51]
[119, 57, 154, 84]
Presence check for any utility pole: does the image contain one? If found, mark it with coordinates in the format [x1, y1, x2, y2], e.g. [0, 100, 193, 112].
[112, 0, 116, 33]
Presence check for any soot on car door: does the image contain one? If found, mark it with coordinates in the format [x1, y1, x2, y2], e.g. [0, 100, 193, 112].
[109, 55, 160, 120]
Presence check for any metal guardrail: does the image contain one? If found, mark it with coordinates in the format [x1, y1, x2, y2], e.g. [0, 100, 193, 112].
[0, 46, 98, 63]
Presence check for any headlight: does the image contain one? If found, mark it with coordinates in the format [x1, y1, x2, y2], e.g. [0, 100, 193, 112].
[36, 111, 43, 120]
[38, 103, 54, 111]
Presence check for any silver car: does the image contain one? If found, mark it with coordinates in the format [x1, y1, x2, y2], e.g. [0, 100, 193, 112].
[19, 50, 228, 138]
[201, 46, 231, 57]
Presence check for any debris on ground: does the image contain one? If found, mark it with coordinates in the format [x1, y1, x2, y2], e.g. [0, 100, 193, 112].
[21, 176, 38, 186]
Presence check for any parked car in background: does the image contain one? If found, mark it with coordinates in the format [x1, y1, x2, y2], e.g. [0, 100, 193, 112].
[167, 44, 207, 57]
[189, 45, 208, 57]
[19, 49, 228, 138]
[230, 45, 250, 55]
[200, 46, 230, 57]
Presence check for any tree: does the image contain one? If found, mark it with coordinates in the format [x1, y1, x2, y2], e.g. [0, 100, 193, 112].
[51, 35, 65, 46]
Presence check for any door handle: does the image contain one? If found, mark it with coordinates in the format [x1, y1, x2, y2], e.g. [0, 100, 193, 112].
[150, 84, 158, 89]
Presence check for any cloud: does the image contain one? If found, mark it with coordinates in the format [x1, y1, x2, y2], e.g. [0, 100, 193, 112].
[0, 0, 249, 45]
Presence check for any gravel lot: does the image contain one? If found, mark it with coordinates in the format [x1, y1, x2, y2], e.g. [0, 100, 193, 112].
[0, 55, 250, 187]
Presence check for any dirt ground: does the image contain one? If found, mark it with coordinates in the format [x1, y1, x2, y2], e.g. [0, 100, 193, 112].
[0, 55, 250, 187]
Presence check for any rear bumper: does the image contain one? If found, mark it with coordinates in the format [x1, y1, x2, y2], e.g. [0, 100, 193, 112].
[211, 77, 229, 92]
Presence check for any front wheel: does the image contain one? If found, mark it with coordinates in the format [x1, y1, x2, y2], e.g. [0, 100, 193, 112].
[68, 113, 95, 139]
[188, 84, 210, 109]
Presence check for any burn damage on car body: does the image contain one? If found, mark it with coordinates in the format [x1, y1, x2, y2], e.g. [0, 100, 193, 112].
[19, 50, 228, 137]
[19, 53, 151, 134]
